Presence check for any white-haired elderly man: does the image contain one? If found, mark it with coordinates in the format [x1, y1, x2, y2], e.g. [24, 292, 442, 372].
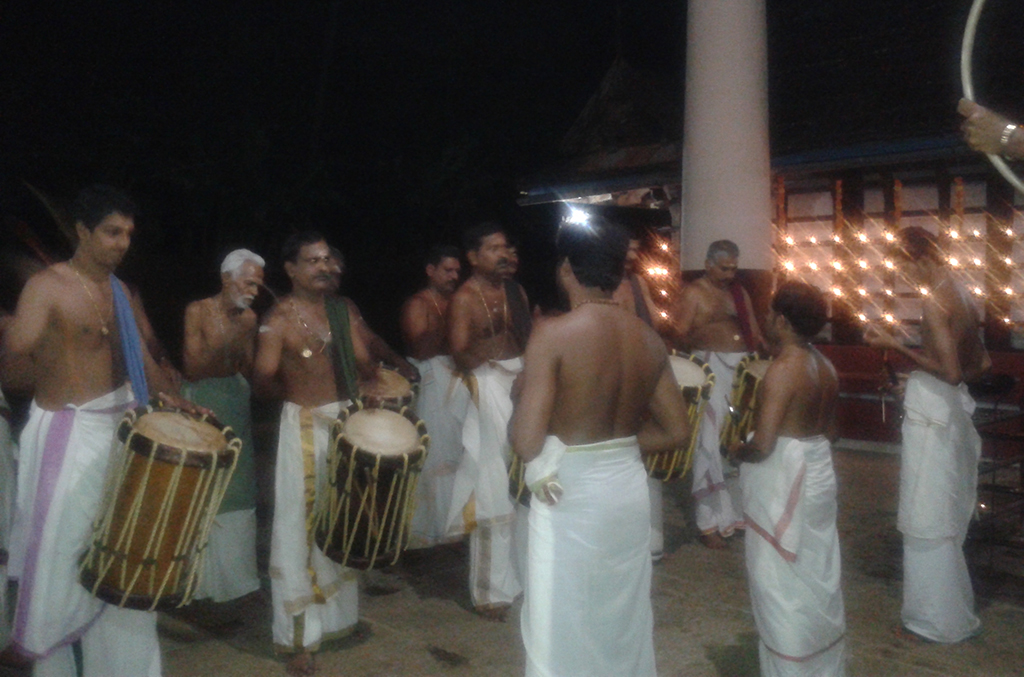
[181, 248, 265, 603]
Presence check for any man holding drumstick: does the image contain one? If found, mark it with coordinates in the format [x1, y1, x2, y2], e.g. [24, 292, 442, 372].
[673, 240, 764, 549]
[1, 185, 190, 677]
[511, 215, 688, 676]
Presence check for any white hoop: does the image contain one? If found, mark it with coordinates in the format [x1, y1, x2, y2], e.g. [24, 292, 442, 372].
[961, 0, 1024, 195]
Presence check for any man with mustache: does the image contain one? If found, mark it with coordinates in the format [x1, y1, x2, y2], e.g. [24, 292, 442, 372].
[400, 245, 469, 548]
[180, 248, 266, 605]
[447, 222, 530, 621]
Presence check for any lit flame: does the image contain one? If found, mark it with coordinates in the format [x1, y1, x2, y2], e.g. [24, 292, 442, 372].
[857, 313, 867, 322]
[884, 289, 894, 296]
[809, 236, 817, 244]
[831, 287, 843, 297]
[857, 288, 867, 296]
[884, 232, 895, 242]
[950, 230, 960, 240]
[659, 310, 669, 319]
[1004, 287, 1015, 296]
[973, 286, 983, 296]
[1007, 228, 1015, 237]
[660, 242, 670, 251]
[831, 260, 843, 271]
[1006, 257, 1014, 266]
[858, 259, 868, 269]
[949, 257, 960, 267]
[857, 233, 868, 243]
[884, 259, 895, 269]
[920, 287, 930, 296]
[659, 289, 668, 297]
[833, 235, 842, 244]
[972, 258, 982, 267]
[972, 229, 981, 238]
[784, 236, 795, 245]
[783, 260, 795, 272]
[1004, 317, 1012, 324]
[808, 262, 819, 271]
[884, 313, 896, 323]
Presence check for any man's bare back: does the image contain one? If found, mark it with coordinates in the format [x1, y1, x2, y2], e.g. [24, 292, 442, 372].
[757, 345, 838, 443]
[921, 279, 987, 384]
[400, 289, 449, 360]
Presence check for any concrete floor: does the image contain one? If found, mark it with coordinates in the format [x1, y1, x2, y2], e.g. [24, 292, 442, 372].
[4, 447, 1024, 676]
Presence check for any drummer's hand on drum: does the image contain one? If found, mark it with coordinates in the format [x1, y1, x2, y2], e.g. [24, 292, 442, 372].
[157, 391, 214, 418]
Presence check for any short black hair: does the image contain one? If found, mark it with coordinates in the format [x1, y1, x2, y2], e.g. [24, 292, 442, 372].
[462, 221, 505, 253]
[70, 184, 137, 232]
[556, 216, 629, 292]
[426, 244, 460, 267]
[897, 226, 942, 263]
[772, 281, 828, 338]
[282, 230, 327, 264]
[707, 239, 739, 263]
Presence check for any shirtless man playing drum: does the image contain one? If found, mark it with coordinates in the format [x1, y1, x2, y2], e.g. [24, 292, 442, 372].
[447, 222, 530, 620]
[1, 184, 189, 677]
[512, 215, 688, 677]
[181, 248, 265, 604]
[865, 226, 989, 643]
[674, 239, 764, 549]
[400, 245, 467, 547]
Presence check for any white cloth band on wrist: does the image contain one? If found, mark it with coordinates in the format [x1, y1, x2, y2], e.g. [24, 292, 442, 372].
[1000, 123, 1018, 151]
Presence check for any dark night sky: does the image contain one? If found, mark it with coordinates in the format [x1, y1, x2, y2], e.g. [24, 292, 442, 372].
[1, 1, 1022, 354]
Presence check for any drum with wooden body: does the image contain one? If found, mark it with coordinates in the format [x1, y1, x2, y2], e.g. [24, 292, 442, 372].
[719, 354, 771, 452]
[359, 365, 418, 408]
[315, 403, 428, 570]
[644, 352, 714, 481]
[80, 406, 240, 611]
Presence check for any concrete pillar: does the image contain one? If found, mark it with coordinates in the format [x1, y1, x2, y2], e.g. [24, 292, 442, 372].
[681, 0, 772, 271]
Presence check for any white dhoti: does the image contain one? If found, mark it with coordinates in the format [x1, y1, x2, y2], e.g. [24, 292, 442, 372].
[692, 351, 745, 537]
[742, 435, 847, 677]
[899, 371, 981, 643]
[407, 355, 471, 548]
[9, 385, 161, 676]
[447, 357, 523, 609]
[521, 436, 655, 677]
[0, 389, 16, 651]
[270, 401, 358, 653]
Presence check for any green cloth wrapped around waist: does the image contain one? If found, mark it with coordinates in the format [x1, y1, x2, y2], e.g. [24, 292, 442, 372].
[181, 373, 256, 514]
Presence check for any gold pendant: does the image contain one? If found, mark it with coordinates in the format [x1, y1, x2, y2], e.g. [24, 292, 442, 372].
[101, 326, 110, 337]
[301, 347, 313, 359]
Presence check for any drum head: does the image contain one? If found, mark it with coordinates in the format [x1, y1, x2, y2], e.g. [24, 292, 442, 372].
[134, 412, 226, 453]
[360, 368, 413, 400]
[745, 359, 771, 380]
[669, 355, 707, 388]
[343, 408, 420, 456]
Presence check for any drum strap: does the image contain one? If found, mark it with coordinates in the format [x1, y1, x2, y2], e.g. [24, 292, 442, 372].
[299, 408, 327, 604]
[111, 276, 149, 405]
[730, 283, 756, 352]
[325, 297, 359, 402]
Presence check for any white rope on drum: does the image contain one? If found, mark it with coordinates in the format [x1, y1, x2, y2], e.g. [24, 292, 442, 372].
[961, 0, 1024, 195]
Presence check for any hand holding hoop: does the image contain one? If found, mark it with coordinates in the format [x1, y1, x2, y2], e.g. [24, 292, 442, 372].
[960, 0, 1024, 194]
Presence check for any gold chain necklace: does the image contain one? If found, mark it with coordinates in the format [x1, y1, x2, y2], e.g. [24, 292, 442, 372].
[427, 288, 444, 319]
[473, 279, 508, 337]
[68, 259, 111, 337]
[290, 299, 331, 359]
[573, 298, 619, 311]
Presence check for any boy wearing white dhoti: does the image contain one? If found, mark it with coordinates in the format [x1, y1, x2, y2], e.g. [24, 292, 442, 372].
[448, 223, 532, 618]
[521, 436, 656, 677]
[1, 185, 192, 677]
[447, 358, 523, 610]
[407, 354, 470, 547]
[674, 240, 763, 549]
[269, 401, 358, 652]
[864, 226, 989, 643]
[511, 215, 689, 676]
[731, 281, 847, 677]
[741, 436, 847, 676]
[898, 371, 981, 642]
